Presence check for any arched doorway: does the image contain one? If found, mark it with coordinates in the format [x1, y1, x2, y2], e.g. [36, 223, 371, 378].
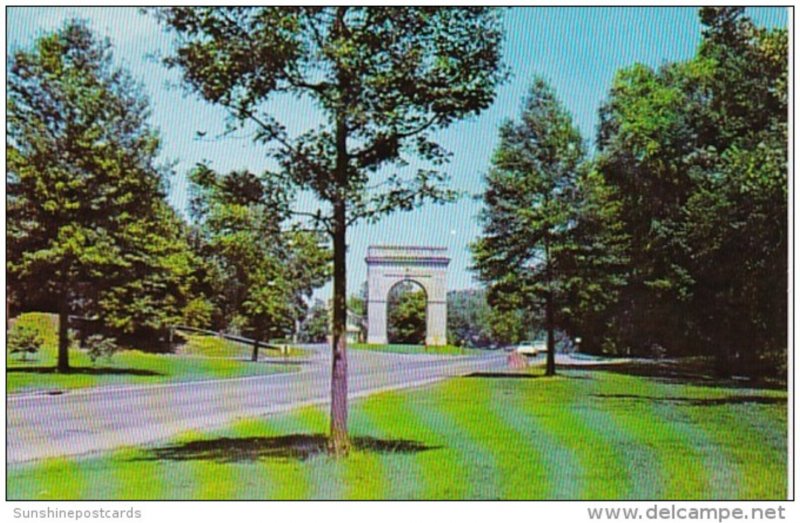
[386, 280, 427, 345]
[365, 246, 449, 346]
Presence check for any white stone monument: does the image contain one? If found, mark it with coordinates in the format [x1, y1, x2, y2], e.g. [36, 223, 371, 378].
[366, 245, 450, 346]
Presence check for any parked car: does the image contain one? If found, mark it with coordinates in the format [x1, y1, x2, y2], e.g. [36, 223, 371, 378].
[515, 341, 545, 356]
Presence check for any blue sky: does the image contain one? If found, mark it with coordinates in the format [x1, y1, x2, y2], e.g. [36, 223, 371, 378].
[7, 7, 788, 299]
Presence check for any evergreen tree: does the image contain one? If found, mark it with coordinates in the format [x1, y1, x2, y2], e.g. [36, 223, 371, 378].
[7, 21, 187, 370]
[472, 78, 584, 376]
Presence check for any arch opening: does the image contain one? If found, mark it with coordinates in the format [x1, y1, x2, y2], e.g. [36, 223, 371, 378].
[386, 280, 428, 345]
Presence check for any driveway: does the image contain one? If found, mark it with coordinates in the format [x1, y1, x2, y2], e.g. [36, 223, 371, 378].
[7, 346, 506, 464]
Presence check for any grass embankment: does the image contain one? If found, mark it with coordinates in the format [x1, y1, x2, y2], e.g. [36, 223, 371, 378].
[6, 313, 296, 394]
[349, 342, 471, 356]
[8, 363, 786, 500]
[179, 332, 309, 359]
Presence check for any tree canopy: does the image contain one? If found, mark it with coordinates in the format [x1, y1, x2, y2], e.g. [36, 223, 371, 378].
[595, 7, 787, 376]
[7, 20, 195, 369]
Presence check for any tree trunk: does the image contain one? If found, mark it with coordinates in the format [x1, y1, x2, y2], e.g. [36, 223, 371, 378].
[329, 7, 351, 456]
[545, 292, 556, 376]
[329, 198, 350, 455]
[57, 295, 70, 373]
[251, 338, 260, 362]
[543, 227, 556, 376]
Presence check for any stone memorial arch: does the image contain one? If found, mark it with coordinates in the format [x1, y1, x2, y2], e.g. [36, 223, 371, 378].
[366, 246, 450, 346]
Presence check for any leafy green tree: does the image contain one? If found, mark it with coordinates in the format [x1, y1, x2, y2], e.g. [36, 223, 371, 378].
[557, 165, 629, 355]
[596, 8, 787, 375]
[679, 8, 787, 376]
[188, 165, 330, 361]
[7, 21, 179, 371]
[485, 308, 527, 347]
[97, 202, 204, 347]
[446, 289, 493, 347]
[299, 299, 331, 343]
[153, 6, 507, 453]
[182, 296, 215, 329]
[387, 283, 426, 345]
[472, 78, 584, 376]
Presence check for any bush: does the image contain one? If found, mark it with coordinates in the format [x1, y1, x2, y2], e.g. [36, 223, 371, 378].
[84, 334, 119, 365]
[8, 324, 43, 361]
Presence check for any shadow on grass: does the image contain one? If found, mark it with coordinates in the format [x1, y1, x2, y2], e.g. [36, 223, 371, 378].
[136, 433, 439, 463]
[559, 361, 786, 390]
[465, 371, 592, 380]
[7, 366, 163, 377]
[592, 393, 786, 406]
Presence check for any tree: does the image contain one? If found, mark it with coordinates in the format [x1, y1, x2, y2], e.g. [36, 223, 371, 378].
[596, 8, 787, 376]
[188, 165, 330, 361]
[472, 78, 584, 376]
[680, 8, 787, 376]
[299, 299, 330, 343]
[7, 21, 177, 371]
[557, 165, 629, 355]
[446, 289, 494, 347]
[387, 283, 426, 344]
[97, 202, 204, 348]
[153, 6, 507, 453]
[84, 334, 119, 365]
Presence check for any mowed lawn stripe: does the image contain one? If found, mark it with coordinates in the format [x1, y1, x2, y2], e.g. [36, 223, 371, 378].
[288, 406, 346, 500]
[344, 401, 395, 499]
[424, 379, 504, 499]
[592, 372, 712, 499]
[397, 389, 474, 499]
[619, 375, 747, 499]
[683, 392, 787, 499]
[8, 457, 87, 500]
[579, 397, 664, 499]
[512, 372, 630, 499]
[487, 379, 560, 498]
[357, 392, 428, 499]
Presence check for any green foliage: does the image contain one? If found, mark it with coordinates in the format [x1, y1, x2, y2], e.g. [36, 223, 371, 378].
[8, 323, 44, 361]
[387, 282, 426, 344]
[298, 300, 330, 343]
[84, 334, 118, 365]
[182, 298, 215, 329]
[446, 289, 494, 347]
[152, 7, 508, 224]
[472, 78, 625, 373]
[595, 8, 787, 374]
[485, 308, 527, 347]
[6, 20, 199, 360]
[188, 164, 331, 342]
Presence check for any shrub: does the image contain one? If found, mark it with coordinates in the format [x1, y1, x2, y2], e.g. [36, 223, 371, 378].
[84, 334, 119, 365]
[8, 324, 43, 361]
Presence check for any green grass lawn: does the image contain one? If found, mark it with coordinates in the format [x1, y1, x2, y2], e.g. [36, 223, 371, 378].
[7, 313, 297, 394]
[179, 333, 309, 359]
[7, 364, 787, 500]
[349, 342, 472, 356]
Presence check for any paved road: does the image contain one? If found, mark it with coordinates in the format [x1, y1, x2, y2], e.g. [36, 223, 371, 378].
[7, 346, 506, 464]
